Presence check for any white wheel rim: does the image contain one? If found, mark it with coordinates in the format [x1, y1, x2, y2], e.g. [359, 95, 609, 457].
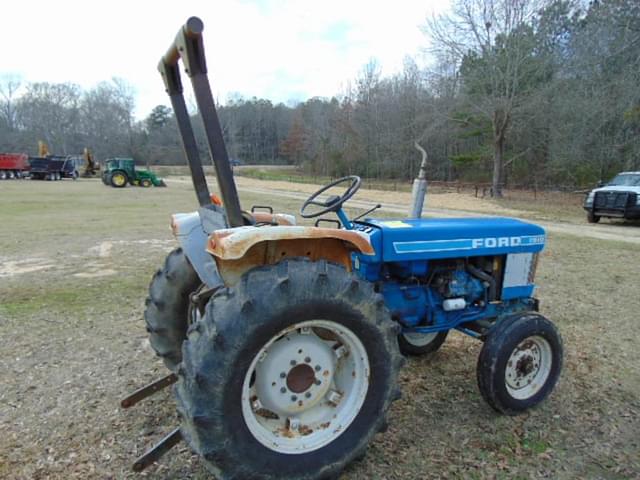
[241, 320, 370, 454]
[505, 335, 552, 400]
[402, 331, 438, 347]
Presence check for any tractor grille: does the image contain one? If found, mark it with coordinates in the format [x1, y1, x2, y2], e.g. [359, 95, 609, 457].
[594, 191, 636, 210]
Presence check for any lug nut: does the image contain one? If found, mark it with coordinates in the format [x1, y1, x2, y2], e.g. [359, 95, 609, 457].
[314, 379, 321, 386]
[291, 395, 298, 402]
[290, 360, 297, 366]
[280, 387, 287, 393]
[280, 372, 286, 378]
[305, 357, 311, 363]
[305, 392, 311, 398]
[315, 365, 321, 371]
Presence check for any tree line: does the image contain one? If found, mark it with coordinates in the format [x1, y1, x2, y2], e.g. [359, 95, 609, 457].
[1, 0, 638, 193]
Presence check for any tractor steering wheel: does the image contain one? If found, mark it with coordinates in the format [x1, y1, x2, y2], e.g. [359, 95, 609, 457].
[300, 176, 362, 218]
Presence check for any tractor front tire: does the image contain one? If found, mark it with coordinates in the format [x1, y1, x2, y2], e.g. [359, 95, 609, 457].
[398, 330, 448, 356]
[141, 179, 152, 187]
[144, 248, 201, 372]
[176, 258, 403, 480]
[110, 171, 127, 188]
[477, 312, 563, 415]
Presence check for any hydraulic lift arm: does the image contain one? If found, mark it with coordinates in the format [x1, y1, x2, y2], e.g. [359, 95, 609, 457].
[158, 16, 244, 227]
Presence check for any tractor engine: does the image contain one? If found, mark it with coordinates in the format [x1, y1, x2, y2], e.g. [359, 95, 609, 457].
[432, 267, 486, 307]
[381, 257, 501, 328]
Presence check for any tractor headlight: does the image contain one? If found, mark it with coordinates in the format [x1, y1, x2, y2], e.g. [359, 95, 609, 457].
[585, 191, 595, 206]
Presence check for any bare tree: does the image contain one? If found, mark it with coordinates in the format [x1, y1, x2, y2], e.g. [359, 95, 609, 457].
[424, 0, 548, 196]
[0, 73, 23, 131]
[80, 78, 137, 159]
[17, 82, 82, 153]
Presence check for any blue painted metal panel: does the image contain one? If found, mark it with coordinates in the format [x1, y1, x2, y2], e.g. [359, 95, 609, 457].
[502, 285, 535, 300]
[364, 217, 545, 261]
[349, 217, 543, 339]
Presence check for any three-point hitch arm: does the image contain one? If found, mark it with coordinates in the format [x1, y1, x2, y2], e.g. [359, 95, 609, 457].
[158, 16, 244, 227]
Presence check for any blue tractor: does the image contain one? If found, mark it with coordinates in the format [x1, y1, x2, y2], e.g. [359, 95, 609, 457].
[124, 17, 563, 479]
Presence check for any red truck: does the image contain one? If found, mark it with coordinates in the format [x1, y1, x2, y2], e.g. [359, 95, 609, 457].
[0, 153, 30, 179]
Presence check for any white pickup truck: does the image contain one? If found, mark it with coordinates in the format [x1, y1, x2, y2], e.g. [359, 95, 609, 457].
[583, 171, 640, 223]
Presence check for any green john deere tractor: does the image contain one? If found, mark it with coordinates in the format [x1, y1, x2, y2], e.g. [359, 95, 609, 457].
[101, 158, 166, 188]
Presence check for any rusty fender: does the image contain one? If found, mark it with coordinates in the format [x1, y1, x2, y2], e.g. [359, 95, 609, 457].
[252, 212, 296, 225]
[207, 226, 374, 286]
[170, 208, 297, 288]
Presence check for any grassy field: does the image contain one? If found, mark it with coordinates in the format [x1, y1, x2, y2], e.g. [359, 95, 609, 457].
[231, 165, 588, 223]
[0, 178, 638, 479]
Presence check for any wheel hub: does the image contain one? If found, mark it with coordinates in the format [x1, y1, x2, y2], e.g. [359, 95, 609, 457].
[254, 330, 334, 415]
[516, 354, 535, 377]
[504, 335, 552, 400]
[287, 364, 316, 393]
[242, 320, 370, 454]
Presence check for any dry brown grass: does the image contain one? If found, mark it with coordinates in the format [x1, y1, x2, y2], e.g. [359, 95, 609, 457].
[0, 178, 638, 479]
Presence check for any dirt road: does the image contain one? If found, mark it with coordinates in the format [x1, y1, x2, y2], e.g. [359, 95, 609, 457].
[169, 176, 640, 245]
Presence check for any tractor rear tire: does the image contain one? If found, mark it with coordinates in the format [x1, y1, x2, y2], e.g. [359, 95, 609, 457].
[476, 312, 563, 415]
[398, 330, 448, 356]
[175, 258, 403, 480]
[144, 248, 201, 372]
[110, 171, 127, 188]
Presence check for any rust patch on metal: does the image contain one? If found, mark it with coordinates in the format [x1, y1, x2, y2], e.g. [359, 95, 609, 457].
[255, 409, 279, 420]
[170, 214, 180, 237]
[287, 364, 316, 393]
[212, 235, 360, 286]
[313, 327, 339, 342]
[277, 427, 296, 438]
[252, 212, 295, 226]
[207, 226, 374, 260]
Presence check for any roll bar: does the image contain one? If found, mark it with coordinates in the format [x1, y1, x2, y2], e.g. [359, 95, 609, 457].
[158, 17, 244, 227]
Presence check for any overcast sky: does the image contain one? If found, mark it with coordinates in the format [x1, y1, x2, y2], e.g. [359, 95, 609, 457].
[2, 0, 451, 119]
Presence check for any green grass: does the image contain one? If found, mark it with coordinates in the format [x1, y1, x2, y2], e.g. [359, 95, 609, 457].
[0, 273, 147, 317]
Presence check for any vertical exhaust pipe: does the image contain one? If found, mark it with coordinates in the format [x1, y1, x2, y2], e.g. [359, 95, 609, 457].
[409, 140, 428, 219]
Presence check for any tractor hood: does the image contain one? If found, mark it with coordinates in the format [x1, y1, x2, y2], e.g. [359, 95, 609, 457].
[357, 217, 545, 262]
